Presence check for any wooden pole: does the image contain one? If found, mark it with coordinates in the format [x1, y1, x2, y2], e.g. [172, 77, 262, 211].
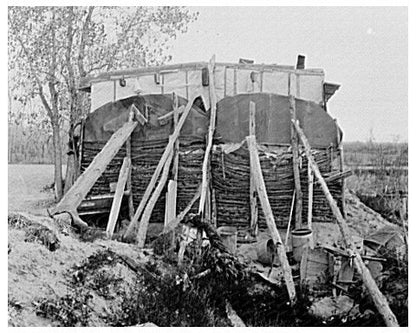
[126, 136, 135, 221]
[199, 55, 217, 214]
[247, 135, 296, 303]
[136, 147, 174, 248]
[335, 119, 346, 217]
[165, 93, 180, 226]
[285, 190, 296, 247]
[249, 101, 258, 236]
[307, 161, 314, 229]
[163, 184, 202, 234]
[292, 120, 399, 327]
[289, 94, 303, 229]
[50, 120, 138, 215]
[124, 97, 196, 239]
[106, 157, 130, 238]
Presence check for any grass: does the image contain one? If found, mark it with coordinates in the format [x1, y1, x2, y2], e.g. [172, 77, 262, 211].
[343, 141, 408, 225]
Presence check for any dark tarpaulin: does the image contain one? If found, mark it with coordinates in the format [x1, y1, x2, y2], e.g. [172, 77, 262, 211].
[216, 93, 342, 148]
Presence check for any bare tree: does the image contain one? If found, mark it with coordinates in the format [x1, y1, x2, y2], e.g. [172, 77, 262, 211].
[8, 6, 198, 199]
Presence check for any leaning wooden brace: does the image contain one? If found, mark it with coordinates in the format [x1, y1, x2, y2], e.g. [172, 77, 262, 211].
[292, 119, 399, 327]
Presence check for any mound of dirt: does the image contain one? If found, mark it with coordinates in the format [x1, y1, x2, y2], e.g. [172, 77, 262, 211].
[8, 212, 148, 327]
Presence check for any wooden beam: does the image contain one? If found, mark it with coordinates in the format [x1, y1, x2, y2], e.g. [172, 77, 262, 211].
[136, 147, 174, 248]
[123, 97, 196, 239]
[284, 190, 296, 247]
[106, 157, 130, 238]
[199, 55, 217, 214]
[292, 120, 399, 327]
[50, 120, 138, 215]
[163, 184, 202, 234]
[307, 161, 314, 229]
[246, 135, 296, 303]
[335, 119, 346, 217]
[165, 93, 180, 227]
[126, 136, 134, 221]
[289, 95, 303, 229]
[249, 101, 258, 236]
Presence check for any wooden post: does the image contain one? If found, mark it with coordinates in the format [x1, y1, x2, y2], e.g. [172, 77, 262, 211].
[106, 157, 130, 238]
[292, 120, 399, 327]
[211, 188, 217, 228]
[51, 120, 138, 215]
[136, 147, 174, 248]
[247, 135, 296, 303]
[289, 94, 303, 229]
[249, 101, 258, 236]
[199, 55, 217, 215]
[307, 161, 314, 229]
[124, 96, 196, 239]
[335, 119, 346, 217]
[163, 184, 202, 234]
[285, 190, 296, 247]
[126, 136, 134, 221]
[165, 93, 180, 226]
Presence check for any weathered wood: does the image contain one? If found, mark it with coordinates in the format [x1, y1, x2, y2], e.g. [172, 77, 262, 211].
[163, 184, 202, 233]
[199, 55, 217, 214]
[307, 161, 314, 229]
[249, 101, 258, 236]
[335, 119, 345, 216]
[106, 157, 130, 238]
[164, 93, 179, 226]
[211, 188, 217, 227]
[137, 148, 174, 247]
[51, 120, 138, 215]
[247, 135, 296, 303]
[292, 119, 399, 327]
[285, 190, 296, 247]
[289, 94, 302, 229]
[126, 136, 134, 221]
[124, 97, 196, 239]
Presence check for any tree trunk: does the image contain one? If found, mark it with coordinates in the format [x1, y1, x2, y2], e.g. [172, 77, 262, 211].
[52, 122, 63, 200]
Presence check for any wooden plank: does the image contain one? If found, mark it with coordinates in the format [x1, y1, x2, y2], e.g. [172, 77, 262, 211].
[51, 120, 138, 215]
[199, 55, 217, 214]
[106, 157, 130, 238]
[211, 188, 217, 228]
[137, 147, 174, 247]
[335, 118, 346, 217]
[307, 161, 314, 229]
[284, 190, 296, 247]
[163, 184, 202, 233]
[249, 101, 258, 236]
[126, 136, 134, 221]
[289, 94, 303, 229]
[123, 97, 196, 239]
[165, 180, 177, 227]
[246, 135, 296, 303]
[292, 119, 399, 327]
[165, 93, 180, 226]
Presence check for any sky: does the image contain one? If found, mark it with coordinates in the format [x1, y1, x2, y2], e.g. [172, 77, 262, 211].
[167, 6, 408, 142]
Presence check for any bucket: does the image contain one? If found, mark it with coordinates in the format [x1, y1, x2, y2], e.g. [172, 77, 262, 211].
[292, 228, 314, 262]
[217, 226, 238, 254]
[256, 239, 276, 265]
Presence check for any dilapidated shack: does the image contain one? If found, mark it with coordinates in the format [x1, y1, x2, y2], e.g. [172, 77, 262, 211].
[71, 56, 344, 236]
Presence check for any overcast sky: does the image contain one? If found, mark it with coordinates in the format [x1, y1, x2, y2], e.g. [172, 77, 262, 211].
[168, 6, 408, 142]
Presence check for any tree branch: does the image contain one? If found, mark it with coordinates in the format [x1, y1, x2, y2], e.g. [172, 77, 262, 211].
[78, 6, 94, 78]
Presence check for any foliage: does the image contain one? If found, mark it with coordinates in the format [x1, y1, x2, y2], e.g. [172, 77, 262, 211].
[35, 288, 93, 327]
[8, 6, 198, 196]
